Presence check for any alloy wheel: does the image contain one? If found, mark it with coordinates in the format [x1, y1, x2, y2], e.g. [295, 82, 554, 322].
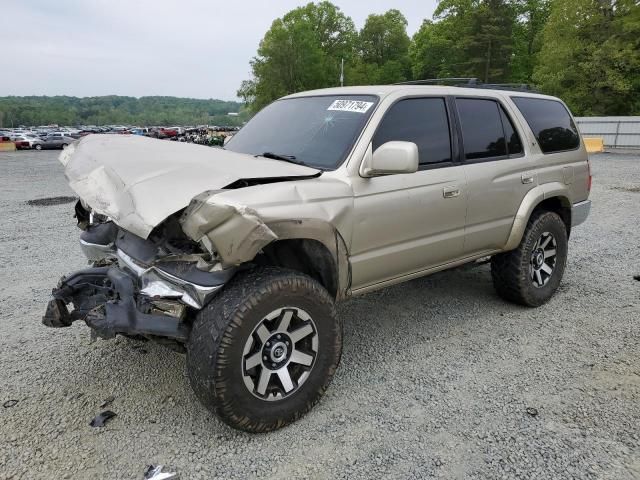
[242, 307, 318, 401]
[530, 231, 557, 288]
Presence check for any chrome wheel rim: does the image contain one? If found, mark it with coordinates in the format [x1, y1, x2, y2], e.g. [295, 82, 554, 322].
[242, 307, 318, 401]
[530, 231, 557, 288]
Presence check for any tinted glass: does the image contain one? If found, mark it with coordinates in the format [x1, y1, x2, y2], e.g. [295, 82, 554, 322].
[499, 107, 523, 155]
[226, 95, 378, 170]
[512, 97, 580, 153]
[372, 98, 451, 165]
[457, 98, 507, 160]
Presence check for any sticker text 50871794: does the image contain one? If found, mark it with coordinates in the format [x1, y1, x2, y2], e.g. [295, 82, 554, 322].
[327, 99, 374, 114]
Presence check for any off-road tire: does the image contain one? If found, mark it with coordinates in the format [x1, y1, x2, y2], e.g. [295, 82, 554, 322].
[491, 210, 568, 307]
[187, 267, 342, 433]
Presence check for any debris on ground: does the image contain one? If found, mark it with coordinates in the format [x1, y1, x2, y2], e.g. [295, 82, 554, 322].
[89, 410, 117, 427]
[132, 344, 149, 354]
[26, 196, 77, 206]
[633, 275, 640, 281]
[526, 407, 539, 417]
[100, 395, 116, 409]
[3, 399, 19, 408]
[143, 464, 178, 479]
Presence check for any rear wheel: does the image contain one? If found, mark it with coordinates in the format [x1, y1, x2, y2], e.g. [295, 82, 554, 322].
[491, 210, 568, 307]
[187, 267, 342, 432]
[61, 143, 68, 149]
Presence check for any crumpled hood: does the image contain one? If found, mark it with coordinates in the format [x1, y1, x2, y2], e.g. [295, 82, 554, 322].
[60, 134, 319, 238]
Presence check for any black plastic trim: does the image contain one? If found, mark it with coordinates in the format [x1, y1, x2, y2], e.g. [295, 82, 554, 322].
[45, 267, 191, 341]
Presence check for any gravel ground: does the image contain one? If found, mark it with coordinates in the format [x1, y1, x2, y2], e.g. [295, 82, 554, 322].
[0, 149, 638, 480]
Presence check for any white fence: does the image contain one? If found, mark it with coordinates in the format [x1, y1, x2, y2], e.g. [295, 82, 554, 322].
[575, 117, 640, 149]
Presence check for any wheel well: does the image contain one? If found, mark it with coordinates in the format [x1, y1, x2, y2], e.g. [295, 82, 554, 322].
[533, 197, 571, 237]
[255, 239, 338, 299]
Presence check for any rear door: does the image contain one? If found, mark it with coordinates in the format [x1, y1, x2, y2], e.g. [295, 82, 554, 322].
[456, 97, 536, 255]
[349, 96, 468, 289]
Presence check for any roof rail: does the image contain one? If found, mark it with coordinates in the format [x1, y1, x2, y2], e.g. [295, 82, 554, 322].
[476, 83, 538, 92]
[395, 78, 480, 86]
[394, 78, 538, 93]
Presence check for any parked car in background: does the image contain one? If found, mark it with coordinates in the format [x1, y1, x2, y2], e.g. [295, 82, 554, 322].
[158, 127, 178, 138]
[39, 136, 75, 149]
[9, 135, 32, 150]
[130, 128, 151, 135]
[26, 136, 45, 150]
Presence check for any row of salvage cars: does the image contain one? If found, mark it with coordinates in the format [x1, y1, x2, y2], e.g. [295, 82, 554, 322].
[1, 133, 76, 150]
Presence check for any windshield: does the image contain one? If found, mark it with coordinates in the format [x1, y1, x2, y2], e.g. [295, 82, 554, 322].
[226, 95, 378, 170]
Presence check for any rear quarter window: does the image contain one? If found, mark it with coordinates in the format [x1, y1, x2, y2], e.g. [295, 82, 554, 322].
[511, 97, 580, 153]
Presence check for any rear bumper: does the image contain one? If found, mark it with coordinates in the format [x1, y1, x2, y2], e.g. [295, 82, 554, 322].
[572, 200, 591, 227]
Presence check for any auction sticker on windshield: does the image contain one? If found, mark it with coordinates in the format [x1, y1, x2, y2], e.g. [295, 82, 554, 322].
[327, 99, 374, 114]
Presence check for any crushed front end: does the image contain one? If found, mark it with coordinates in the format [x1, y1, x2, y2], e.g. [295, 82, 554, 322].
[43, 202, 235, 345]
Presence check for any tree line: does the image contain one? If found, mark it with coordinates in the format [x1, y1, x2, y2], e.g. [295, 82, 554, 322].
[0, 96, 246, 127]
[238, 0, 640, 116]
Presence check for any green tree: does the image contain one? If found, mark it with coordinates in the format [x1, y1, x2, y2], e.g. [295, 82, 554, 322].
[0, 96, 246, 127]
[534, 0, 640, 115]
[464, 0, 517, 82]
[411, 0, 525, 83]
[240, 1, 356, 112]
[347, 9, 411, 84]
[410, 17, 468, 79]
[510, 0, 551, 83]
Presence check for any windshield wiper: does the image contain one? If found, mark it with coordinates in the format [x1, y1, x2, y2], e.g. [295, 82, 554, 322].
[258, 151, 306, 166]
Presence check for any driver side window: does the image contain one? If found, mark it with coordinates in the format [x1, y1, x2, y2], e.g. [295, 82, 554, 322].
[372, 98, 452, 166]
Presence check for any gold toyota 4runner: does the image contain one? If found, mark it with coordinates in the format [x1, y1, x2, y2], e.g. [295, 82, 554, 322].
[44, 83, 591, 432]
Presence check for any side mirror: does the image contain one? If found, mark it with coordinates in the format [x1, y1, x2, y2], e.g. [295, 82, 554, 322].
[360, 141, 419, 177]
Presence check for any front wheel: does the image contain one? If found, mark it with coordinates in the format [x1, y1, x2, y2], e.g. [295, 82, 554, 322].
[187, 267, 342, 432]
[491, 210, 568, 307]
[34, 144, 42, 150]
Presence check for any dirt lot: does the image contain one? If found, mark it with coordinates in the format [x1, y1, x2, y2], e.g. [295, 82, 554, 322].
[0, 149, 638, 480]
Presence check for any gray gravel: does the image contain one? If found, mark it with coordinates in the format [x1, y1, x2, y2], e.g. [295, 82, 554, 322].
[1, 149, 639, 480]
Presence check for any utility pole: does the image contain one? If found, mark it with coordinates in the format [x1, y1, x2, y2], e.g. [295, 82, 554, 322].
[340, 58, 344, 87]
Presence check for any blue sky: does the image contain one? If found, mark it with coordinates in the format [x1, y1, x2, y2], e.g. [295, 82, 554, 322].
[2, 0, 438, 100]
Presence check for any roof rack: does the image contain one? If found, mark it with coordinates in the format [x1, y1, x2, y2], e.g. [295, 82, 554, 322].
[394, 78, 538, 93]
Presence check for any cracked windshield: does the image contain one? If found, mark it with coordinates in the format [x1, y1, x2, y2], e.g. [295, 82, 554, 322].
[225, 95, 378, 169]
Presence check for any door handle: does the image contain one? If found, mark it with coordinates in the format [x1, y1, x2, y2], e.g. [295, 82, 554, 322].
[443, 185, 460, 198]
[521, 172, 535, 184]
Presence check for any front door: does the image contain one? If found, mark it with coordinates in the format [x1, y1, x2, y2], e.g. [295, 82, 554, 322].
[349, 97, 468, 290]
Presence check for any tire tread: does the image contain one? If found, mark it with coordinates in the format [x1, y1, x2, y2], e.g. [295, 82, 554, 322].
[187, 267, 341, 433]
[491, 210, 568, 307]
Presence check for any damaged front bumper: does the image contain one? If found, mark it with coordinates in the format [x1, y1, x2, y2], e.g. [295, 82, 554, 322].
[43, 223, 235, 341]
[43, 266, 194, 340]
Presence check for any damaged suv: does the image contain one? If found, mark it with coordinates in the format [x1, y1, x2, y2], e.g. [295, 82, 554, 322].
[44, 85, 591, 432]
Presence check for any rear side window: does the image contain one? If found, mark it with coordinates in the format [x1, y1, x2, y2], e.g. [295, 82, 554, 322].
[512, 97, 580, 153]
[373, 98, 452, 165]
